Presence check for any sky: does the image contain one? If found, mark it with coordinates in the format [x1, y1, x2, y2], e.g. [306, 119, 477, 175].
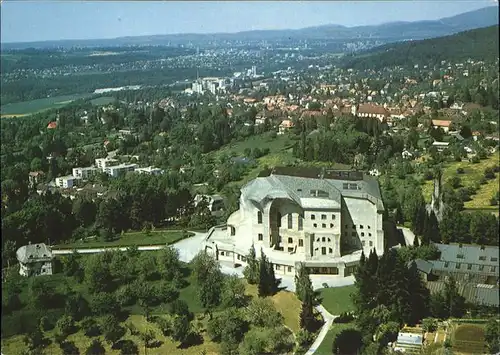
[1, 1, 497, 43]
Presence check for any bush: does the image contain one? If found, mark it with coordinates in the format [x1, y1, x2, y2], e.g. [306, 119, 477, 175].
[422, 318, 438, 332]
[493, 165, 500, 173]
[334, 312, 355, 324]
[471, 156, 480, 164]
[456, 167, 465, 174]
[56, 315, 76, 337]
[81, 317, 101, 337]
[480, 177, 488, 185]
[115, 285, 136, 307]
[484, 167, 495, 179]
[39, 316, 55, 332]
[158, 282, 179, 303]
[449, 176, 461, 189]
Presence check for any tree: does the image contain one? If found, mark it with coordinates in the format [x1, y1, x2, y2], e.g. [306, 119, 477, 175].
[139, 329, 155, 353]
[295, 263, 314, 302]
[65, 293, 90, 321]
[245, 298, 283, 328]
[137, 252, 159, 281]
[56, 315, 76, 338]
[91, 292, 120, 316]
[23, 329, 46, 352]
[257, 250, 279, 297]
[85, 339, 105, 355]
[238, 328, 267, 355]
[2, 239, 17, 268]
[422, 318, 438, 332]
[157, 246, 182, 282]
[104, 322, 126, 348]
[485, 318, 500, 353]
[81, 317, 101, 337]
[243, 244, 259, 284]
[221, 274, 247, 308]
[192, 251, 223, 316]
[85, 253, 113, 293]
[171, 315, 191, 345]
[119, 340, 139, 355]
[60, 340, 80, 355]
[332, 328, 363, 355]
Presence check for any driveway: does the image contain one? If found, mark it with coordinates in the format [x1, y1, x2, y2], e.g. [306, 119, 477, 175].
[305, 305, 337, 355]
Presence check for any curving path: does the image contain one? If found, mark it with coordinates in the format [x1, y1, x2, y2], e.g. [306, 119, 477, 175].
[305, 305, 337, 355]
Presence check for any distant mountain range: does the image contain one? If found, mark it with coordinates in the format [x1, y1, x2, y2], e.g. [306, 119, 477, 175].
[2, 6, 498, 50]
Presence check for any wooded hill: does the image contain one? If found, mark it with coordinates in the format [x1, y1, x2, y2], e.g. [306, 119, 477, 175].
[343, 25, 499, 70]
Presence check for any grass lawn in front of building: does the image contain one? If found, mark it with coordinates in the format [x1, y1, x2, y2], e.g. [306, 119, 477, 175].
[52, 230, 192, 249]
[317, 285, 356, 316]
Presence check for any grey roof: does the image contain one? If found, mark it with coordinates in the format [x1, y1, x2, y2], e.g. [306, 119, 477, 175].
[242, 168, 384, 211]
[427, 280, 499, 307]
[396, 333, 423, 345]
[435, 243, 499, 267]
[16, 243, 53, 263]
[409, 259, 434, 274]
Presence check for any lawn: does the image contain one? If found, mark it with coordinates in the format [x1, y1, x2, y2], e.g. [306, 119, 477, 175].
[91, 96, 117, 106]
[317, 285, 356, 315]
[421, 151, 500, 208]
[212, 132, 294, 159]
[451, 324, 487, 354]
[315, 323, 356, 355]
[244, 282, 302, 333]
[52, 230, 191, 249]
[0, 93, 93, 116]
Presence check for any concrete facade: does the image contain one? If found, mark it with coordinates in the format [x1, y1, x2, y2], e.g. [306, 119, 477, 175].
[204, 168, 384, 278]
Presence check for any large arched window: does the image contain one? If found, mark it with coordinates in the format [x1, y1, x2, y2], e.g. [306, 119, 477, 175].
[257, 211, 263, 224]
[277, 212, 282, 228]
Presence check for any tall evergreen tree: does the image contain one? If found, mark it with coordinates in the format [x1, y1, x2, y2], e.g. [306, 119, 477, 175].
[412, 202, 426, 236]
[257, 250, 278, 297]
[243, 244, 259, 284]
[299, 290, 315, 332]
[295, 263, 313, 302]
[405, 261, 430, 325]
[427, 211, 441, 243]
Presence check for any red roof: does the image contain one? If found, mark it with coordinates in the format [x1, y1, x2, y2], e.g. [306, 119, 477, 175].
[47, 122, 57, 129]
[431, 119, 452, 128]
[357, 104, 389, 116]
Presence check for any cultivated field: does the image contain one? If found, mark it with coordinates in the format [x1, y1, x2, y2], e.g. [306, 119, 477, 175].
[0, 94, 93, 117]
[451, 323, 487, 355]
[421, 151, 500, 210]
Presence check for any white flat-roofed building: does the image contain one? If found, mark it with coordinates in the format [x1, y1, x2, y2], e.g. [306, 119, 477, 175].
[55, 175, 81, 189]
[135, 166, 164, 175]
[432, 141, 450, 152]
[95, 158, 119, 172]
[105, 163, 138, 178]
[72, 167, 99, 180]
[204, 167, 385, 277]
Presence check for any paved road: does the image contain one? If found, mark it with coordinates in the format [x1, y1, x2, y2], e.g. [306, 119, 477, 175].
[305, 305, 337, 355]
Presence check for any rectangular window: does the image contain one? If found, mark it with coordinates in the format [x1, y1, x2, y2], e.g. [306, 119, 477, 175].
[321, 214, 327, 220]
[288, 214, 293, 229]
[479, 265, 484, 271]
[352, 225, 356, 229]
[276, 265, 281, 270]
[361, 232, 365, 237]
[258, 233, 263, 241]
[332, 214, 336, 220]
[360, 225, 364, 229]
[288, 247, 294, 252]
[456, 254, 464, 259]
[491, 257, 498, 262]
[456, 263, 461, 269]
[322, 223, 326, 228]
[330, 223, 334, 228]
[444, 261, 449, 268]
[352, 232, 356, 237]
[288, 237, 293, 243]
[227, 252, 231, 256]
[322, 237, 326, 242]
[298, 215, 303, 230]
[491, 266, 496, 273]
[467, 264, 472, 270]
[368, 226, 371, 229]
[288, 266, 292, 272]
[257, 211, 263, 224]
[313, 223, 317, 228]
[343, 183, 349, 189]
[362, 240, 366, 246]
[369, 241, 373, 247]
[220, 251, 225, 256]
[299, 239, 304, 247]
[311, 214, 316, 220]
[329, 248, 333, 254]
[369, 233, 372, 237]
[321, 247, 326, 255]
[479, 256, 486, 261]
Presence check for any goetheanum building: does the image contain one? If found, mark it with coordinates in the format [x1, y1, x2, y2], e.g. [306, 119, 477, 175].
[204, 167, 385, 278]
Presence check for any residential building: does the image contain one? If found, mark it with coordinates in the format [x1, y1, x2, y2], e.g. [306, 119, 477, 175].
[278, 119, 294, 135]
[412, 243, 499, 307]
[135, 166, 164, 175]
[104, 163, 138, 178]
[353, 103, 389, 121]
[204, 167, 385, 277]
[431, 119, 452, 133]
[431, 141, 450, 152]
[28, 171, 45, 188]
[95, 158, 119, 172]
[55, 175, 81, 189]
[16, 243, 54, 277]
[72, 167, 99, 180]
[194, 194, 225, 216]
